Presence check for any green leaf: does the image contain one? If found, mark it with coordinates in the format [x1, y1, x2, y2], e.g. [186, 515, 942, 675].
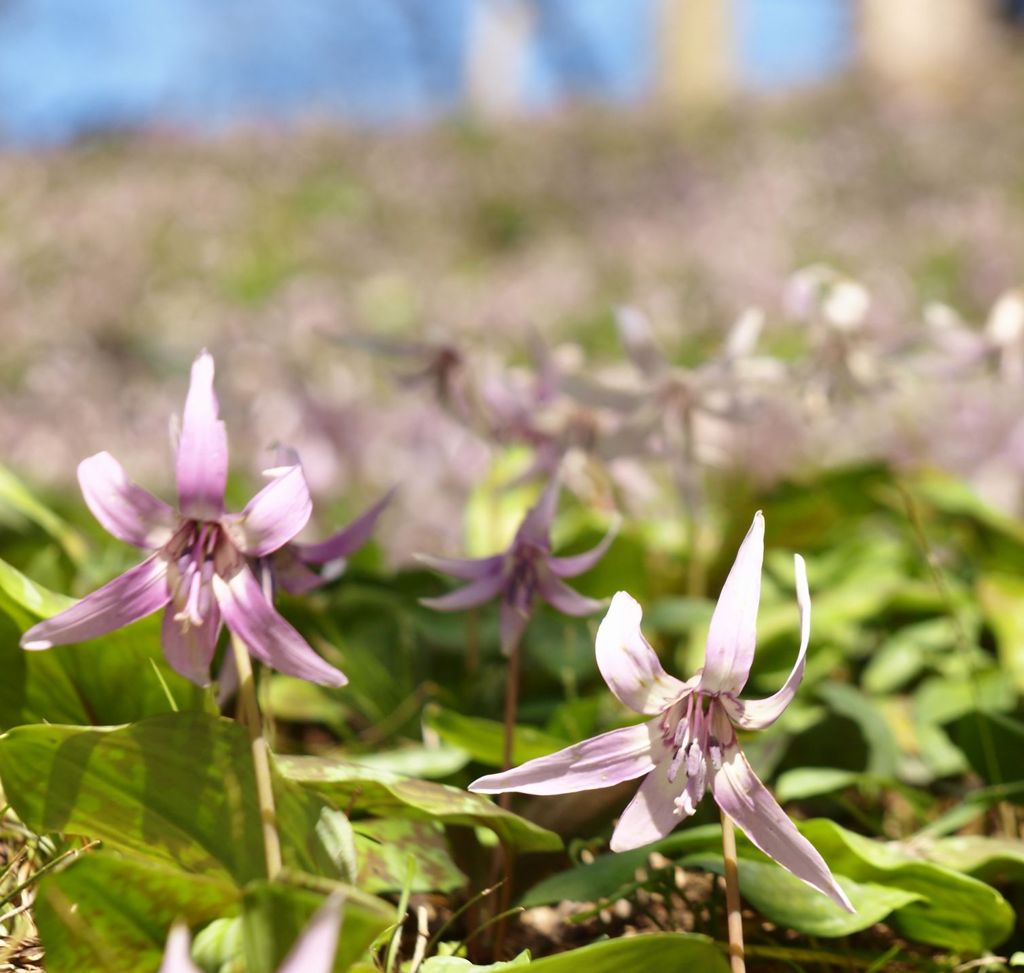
[683, 856, 920, 937]
[978, 573, 1024, 691]
[800, 819, 1014, 951]
[277, 756, 561, 853]
[423, 704, 569, 768]
[241, 879, 392, 973]
[479, 934, 726, 973]
[774, 768, 863, 802]
[34, 851, 237, 973]
[420, 953, 531, 971]
[0, 464, 88, 563]
[915, 834, 1024, 885]
[0, 713, 351, 884]
[353, 818, 466, 894]
[814, 683, 900, 778]
[336, 745, 470, 780]
[0, 559, 206, 728]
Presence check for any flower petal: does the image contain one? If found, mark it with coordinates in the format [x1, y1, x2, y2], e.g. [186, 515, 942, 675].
[176, 351, 229, 521]
[280, 893, 344, 973]
[516, 477, 560, 548]
[416, 552, 504, 582]
[536, 571, 605, 617]
[720, 554, 810, 730]
[270, 547, 331, 595]
[547, 519, 619, 577]
[610, 758, 692, 852]
[213, 567, 347, 687]
[699, 511, 765, 695]
[223, 464, 312, 558]
[159, 923, 202, 973]
[21, 555, 170, 649]
[294, 488, 395, 564]
[709, 708, 853, 912]
[78, 452, 178, 549]
[161, 603, 221, 687]
[470, 720, 663, 796]
[595, 592, 693, 715]
[419, 570, 505, 612]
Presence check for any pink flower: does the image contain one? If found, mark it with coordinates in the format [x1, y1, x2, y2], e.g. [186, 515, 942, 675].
[419, 478, 615, 655]
[20, 351, 346, 689]
[470, 512, 852, 911]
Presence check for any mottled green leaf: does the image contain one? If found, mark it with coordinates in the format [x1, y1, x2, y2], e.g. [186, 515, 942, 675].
[683, 856, 920, 936]
[0, 713, 351, 884]
[34, 851, 236, 973]
[354, 818, 466, 894]
[277, 756, 561, 854]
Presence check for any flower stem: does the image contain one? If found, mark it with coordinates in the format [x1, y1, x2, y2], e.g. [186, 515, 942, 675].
[230, 633, 283, 879]
[720, 810, 745, 973]
[500, 638, 521, 802]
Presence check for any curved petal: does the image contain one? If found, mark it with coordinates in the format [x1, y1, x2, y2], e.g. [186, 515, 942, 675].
[223, 465, 311, 558]
[470, 719, 663, 796]
[21, 555, 170, 649]
[419, 570, 505, 612]
[610, 757, 693, 852]
[548, 519, 619, 577]
[517, 477, 560, 548]
[536, 571, 605, 617]
[270, 547, 330, 595]
[416, 552, 504, 582]
[78, 452, 177, 550]
[280, 893, 344, 973]
[699, 511, 764, 695]
[159, 923, 202, 973]
[294, 488, 395, 564]
[720, 554, 810, 730]
[709, 707, 853, 912]
[161, 602, 221, 687]
[213, 567, 347, 687]
[176, 351, 228, 521]
[595, 592, 692, 715]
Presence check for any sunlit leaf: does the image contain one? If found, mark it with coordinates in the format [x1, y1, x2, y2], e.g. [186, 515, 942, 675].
[276, 756, 562, 853]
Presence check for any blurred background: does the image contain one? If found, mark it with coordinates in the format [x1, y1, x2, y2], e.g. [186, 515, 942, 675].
[2, 0, 1024, 560]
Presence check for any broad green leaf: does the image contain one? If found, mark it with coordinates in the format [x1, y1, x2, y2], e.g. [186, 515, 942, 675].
[241, 879, 392, 973]
[917, 834, 1024, 884]
[801, 819, 1014, 951]
[0, 558, 206, 727]
[342, 745, 470, 779]
[774, 768, 862, 802]
[353, 818, 466, 894]
[276, 756, 561, 853]
[486, 933, 726, 973]
[0, 713, 350, 884]
[34, 851, 237, 973]
[423, 704, 569, 767]
[683, 856, 920, 937]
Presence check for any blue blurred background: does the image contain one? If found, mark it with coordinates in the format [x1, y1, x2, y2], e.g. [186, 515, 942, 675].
[0, 0, 857, 144]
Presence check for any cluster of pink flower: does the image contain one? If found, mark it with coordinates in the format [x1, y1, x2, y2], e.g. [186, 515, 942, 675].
[21, 350, 853, 968]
